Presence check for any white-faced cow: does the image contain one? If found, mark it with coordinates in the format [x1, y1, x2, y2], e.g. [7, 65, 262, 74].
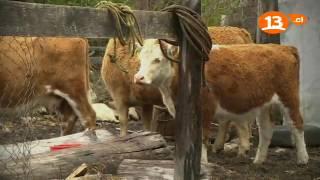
[134, 39, 309, 165]
[101, 26, 254, 144]
[0, 37, 96, 137]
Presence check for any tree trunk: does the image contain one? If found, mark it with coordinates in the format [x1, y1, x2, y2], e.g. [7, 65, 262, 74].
[0, 132, 171, 180]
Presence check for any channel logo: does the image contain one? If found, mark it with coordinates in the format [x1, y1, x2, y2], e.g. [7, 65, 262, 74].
[258, 11, 308, 34]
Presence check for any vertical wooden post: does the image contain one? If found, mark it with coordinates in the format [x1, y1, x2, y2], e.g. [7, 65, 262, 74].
[174, 0, 202, 180]
[256, 0, 280, 43]
[133, 0, 150, 10]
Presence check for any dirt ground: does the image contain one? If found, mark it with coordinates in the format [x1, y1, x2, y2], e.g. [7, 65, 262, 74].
[0, 115, 320, 179]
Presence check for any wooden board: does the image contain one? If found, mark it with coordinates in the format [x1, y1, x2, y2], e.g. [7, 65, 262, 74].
[0, 132, 171, 179]
[0, 1, 177, 40]
[118, 159, 219, 180]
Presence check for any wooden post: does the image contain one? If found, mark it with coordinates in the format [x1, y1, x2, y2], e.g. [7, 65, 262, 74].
[174, 0, 203, 180]
[256, 0, 280, 43]
[133, 0, 150, 10]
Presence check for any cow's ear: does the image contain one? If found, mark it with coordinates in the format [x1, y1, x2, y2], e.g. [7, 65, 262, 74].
[167, 45, 179, 58]
[134, 44, 142, 54]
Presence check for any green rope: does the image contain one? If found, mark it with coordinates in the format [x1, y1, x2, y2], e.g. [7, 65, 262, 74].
[96, 1, 143, 73]
[95, 1, 143, 52]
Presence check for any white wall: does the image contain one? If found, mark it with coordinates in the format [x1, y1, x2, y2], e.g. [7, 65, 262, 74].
[279, 0, 320, 127]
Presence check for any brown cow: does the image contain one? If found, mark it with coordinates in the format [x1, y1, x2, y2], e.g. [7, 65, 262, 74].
[134, 40, 309, 165]
[208, 26, 253, 44]
[0, 37, 96, 137]
[101, 26, 253, 139]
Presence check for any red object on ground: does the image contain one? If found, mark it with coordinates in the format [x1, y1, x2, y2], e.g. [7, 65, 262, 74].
[50, 143, 82, 152]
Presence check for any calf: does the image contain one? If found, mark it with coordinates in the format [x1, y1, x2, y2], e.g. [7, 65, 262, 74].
[101, 26, 253, 141]
[0, 37, 96, 136]
[135, 39, 309, 165]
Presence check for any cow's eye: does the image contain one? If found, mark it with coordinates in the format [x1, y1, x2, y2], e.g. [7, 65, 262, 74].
[153, 58, 161, 64]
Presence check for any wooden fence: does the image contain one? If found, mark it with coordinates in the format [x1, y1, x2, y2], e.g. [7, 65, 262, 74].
[0, 0, 204, 179]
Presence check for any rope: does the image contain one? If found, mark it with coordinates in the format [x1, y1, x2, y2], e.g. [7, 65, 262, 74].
[161, 5, 212, 62]
[160, 5, 212, 86]
[95, 1, 143, 51]
[96, 1, 143, 73]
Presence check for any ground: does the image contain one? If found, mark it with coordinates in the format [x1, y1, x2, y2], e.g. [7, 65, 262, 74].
[0, 115, 320, 179]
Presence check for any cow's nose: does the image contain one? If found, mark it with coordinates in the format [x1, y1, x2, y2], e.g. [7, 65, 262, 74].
[134, 74, 144, 83]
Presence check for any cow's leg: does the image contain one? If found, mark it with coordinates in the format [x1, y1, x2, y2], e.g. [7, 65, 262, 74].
[201, 109, 211, 164]
[116, 103, 129, 137]
[282, 105, 309, 164]
[141, 105, 153, 131]
[201, 140, 208, 164]
[212, 118, 231, 153]
[278, 82, 309, 164]
[234, 119, 251, 156]
[58, 100, 78, 136]
[52, 90, 96, 139]
[253, 107, 273, 164]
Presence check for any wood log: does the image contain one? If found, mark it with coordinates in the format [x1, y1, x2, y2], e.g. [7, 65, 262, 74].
[117, 159, 222, 180]
[0, 132, 171, 180]
[0, 129, 114, 160]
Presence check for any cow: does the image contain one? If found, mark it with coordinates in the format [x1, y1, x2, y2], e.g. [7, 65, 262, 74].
[0, 36, 96, 137]
[134, 39, 309, 165]
[101, 26, 253, 141]
[208, 26, 253, 44]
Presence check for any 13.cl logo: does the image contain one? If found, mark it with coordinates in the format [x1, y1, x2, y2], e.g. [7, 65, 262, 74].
[258, 11, 289, 34]
[289, 14, 308, 26]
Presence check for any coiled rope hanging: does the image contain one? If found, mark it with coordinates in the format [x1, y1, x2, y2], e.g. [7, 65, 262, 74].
[160, 5, 212, 62]
[96, 1, 143, 73]
[95, 1, 143, 53]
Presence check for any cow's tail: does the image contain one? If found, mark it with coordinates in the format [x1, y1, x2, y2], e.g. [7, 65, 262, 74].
[84, 38, 93, 104]
[287, 46, 300, 86]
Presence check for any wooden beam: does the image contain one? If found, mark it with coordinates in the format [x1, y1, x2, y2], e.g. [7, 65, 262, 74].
[174, 0, 203, 180]
[0, 1, 177, 40]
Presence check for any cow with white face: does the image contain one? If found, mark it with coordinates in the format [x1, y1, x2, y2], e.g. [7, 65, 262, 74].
[103, 27, 255, 159]
[135, 39, 309, 165]
[135, 40, 178, 117]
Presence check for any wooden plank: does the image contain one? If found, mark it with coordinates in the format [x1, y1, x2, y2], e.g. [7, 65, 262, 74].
[256, 0, 280, 43]
[0, 1, 177, 40]
[174, 1, 203, 180]
[0, 129, 113, 160]
[118, 159, 220, 180]
[0, 132, 171, 179]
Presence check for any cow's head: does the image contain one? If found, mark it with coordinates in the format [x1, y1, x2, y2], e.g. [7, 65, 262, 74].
[134, 39, 178, 87]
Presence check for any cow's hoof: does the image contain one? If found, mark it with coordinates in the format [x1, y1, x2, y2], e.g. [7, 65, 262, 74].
[253, 158, 265, 164]
[237, 149, 249, 158]
[211, 145, 223, 154]
[297, 152, 309, 165]
[83, 129, 97, 141]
